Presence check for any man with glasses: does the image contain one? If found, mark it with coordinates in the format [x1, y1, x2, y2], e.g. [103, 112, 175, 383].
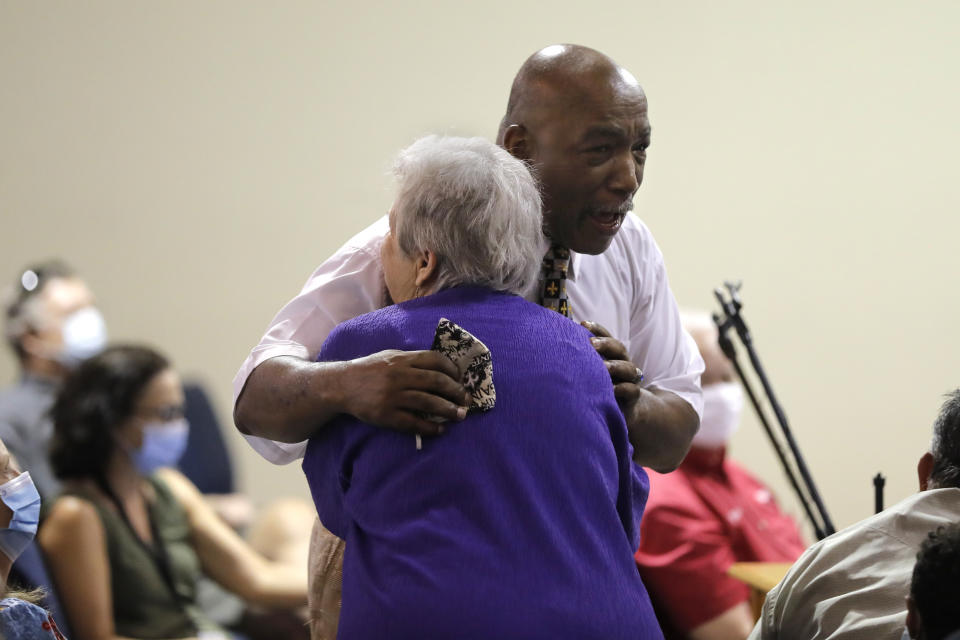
[0, 260, 107, 498]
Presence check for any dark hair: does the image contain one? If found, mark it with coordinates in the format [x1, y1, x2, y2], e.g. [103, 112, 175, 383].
[50, 345, 169, 479]
[911, 523, 960, 640]
[3, 260, 75, 361]
[930, 390, 960, 489]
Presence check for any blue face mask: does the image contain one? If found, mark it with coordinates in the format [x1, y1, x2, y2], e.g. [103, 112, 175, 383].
[133, 419, 190, 475]
[0, 471, 41, 562]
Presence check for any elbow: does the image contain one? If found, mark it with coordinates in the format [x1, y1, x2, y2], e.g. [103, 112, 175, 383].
[232, 393, 253, 436]
[637, 403, 700, 473]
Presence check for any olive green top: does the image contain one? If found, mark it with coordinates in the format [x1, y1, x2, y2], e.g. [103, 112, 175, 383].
[60, 475, 221, 639]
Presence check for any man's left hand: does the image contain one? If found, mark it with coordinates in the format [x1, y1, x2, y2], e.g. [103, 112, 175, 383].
[581, 320, 698, 472]
[581, 321, 641, 409]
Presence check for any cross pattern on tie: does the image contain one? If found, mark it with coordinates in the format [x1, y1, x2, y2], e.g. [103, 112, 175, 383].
[541, 244, 571, 318]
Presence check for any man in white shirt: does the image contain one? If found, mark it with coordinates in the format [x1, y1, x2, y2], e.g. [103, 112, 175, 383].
[749, 390, 960, 640]
[233, 43, 704, 472]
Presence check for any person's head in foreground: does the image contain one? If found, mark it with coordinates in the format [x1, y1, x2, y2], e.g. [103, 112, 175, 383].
[50, 345, 187, 482]
[3, 260, 106, 380]
[917, 390, 960, 493]
[906, 523, 960, 640]
[381, 134, 542, 304]
[498, 43, 649, 255]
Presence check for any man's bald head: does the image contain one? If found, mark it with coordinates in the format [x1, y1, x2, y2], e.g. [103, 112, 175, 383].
[498, 44, 644, 144]
[497, 45, 651, 255]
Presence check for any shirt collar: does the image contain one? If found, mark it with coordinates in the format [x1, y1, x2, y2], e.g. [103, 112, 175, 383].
[567, 250, 579, 282]
[681, 445, 728, 475]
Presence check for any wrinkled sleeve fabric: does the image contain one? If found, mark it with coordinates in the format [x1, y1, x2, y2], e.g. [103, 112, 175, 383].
[232, 216, 388, 465]
[628, 219, 704, 418]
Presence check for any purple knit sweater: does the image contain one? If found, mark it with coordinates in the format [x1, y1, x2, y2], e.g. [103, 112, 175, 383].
[303, 286, 662, 639]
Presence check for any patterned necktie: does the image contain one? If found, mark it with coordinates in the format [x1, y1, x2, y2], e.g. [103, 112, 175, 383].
[540, 244, 571, 318]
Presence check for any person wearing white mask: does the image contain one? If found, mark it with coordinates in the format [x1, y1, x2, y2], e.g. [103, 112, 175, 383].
[39, 345, 307, 640]
[0, 261, 107, 499]
[633, 312, 806, 640]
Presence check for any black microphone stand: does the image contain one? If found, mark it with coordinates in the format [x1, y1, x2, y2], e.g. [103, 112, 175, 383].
[713, 281, 835, 541]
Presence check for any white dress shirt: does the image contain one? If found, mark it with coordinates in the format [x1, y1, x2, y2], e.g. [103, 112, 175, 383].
[233, 213, 704, 465]
[749, 487, 960, 640]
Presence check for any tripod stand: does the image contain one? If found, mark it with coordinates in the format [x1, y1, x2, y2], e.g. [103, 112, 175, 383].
[713, 282, 835, 541]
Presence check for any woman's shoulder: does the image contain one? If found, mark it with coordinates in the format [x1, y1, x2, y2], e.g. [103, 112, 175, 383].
[45, 494, 99, 523]
[151, 467, 202, 512]
[40, 493, 105, 549]
[320, 305, 413, 361]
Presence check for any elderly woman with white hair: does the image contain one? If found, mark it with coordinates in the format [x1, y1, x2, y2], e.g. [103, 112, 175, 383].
[302, 135, 662, 639]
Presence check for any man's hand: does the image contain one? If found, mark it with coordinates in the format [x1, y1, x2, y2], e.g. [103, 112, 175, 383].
[235, 352, 471, 444]
[581, 321, 699, 472]
[339, 349, 471, 435]
[581, 321, 642, 412]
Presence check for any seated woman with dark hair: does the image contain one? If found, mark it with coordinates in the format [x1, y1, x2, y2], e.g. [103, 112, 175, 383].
[39, 346, 307, 640]
[303, 135, 662, 639]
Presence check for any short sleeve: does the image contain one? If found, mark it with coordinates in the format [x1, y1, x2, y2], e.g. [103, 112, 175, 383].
[625, 219, 704, 418]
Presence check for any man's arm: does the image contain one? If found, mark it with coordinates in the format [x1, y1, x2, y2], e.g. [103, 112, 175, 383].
[583, 322, 698, 472]
[233, 217, 471, 449]
[234, 352, 471, 443]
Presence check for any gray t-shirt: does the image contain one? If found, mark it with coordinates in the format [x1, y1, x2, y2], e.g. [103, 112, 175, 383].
[0, 375, 61, 499]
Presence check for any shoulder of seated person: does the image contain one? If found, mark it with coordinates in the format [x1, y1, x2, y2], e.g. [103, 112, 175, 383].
[43, 495, 101, 531]
[154, 467, 203, 503]
[154, 466, 188, 490]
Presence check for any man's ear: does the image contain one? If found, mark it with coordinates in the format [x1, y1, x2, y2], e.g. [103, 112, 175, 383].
[413, 249, 439, 289]
[502, 124, 532, 162]
[918, 451, 935, 491]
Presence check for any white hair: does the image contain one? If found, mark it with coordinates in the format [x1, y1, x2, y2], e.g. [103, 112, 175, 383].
[392, 135, 543, 296]
[2, 285, 46, 349]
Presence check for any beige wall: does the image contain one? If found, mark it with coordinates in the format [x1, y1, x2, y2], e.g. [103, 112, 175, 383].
[2, 1, 958, 538]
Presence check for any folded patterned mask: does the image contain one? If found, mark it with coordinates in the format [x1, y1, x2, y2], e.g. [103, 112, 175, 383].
[416, 318, 495, 449]
[431, 318, 496, 412]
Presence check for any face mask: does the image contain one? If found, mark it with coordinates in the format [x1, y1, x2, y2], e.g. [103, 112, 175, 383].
[133, 419, 190, 475]
[58, 307, 107, 366]
[693, 382, 744, 449]
[0, 471, 41, 562]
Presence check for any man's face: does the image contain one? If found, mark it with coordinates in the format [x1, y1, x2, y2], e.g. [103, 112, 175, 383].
[528, 83, 650, 255]
[22, 277, 96, 361]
